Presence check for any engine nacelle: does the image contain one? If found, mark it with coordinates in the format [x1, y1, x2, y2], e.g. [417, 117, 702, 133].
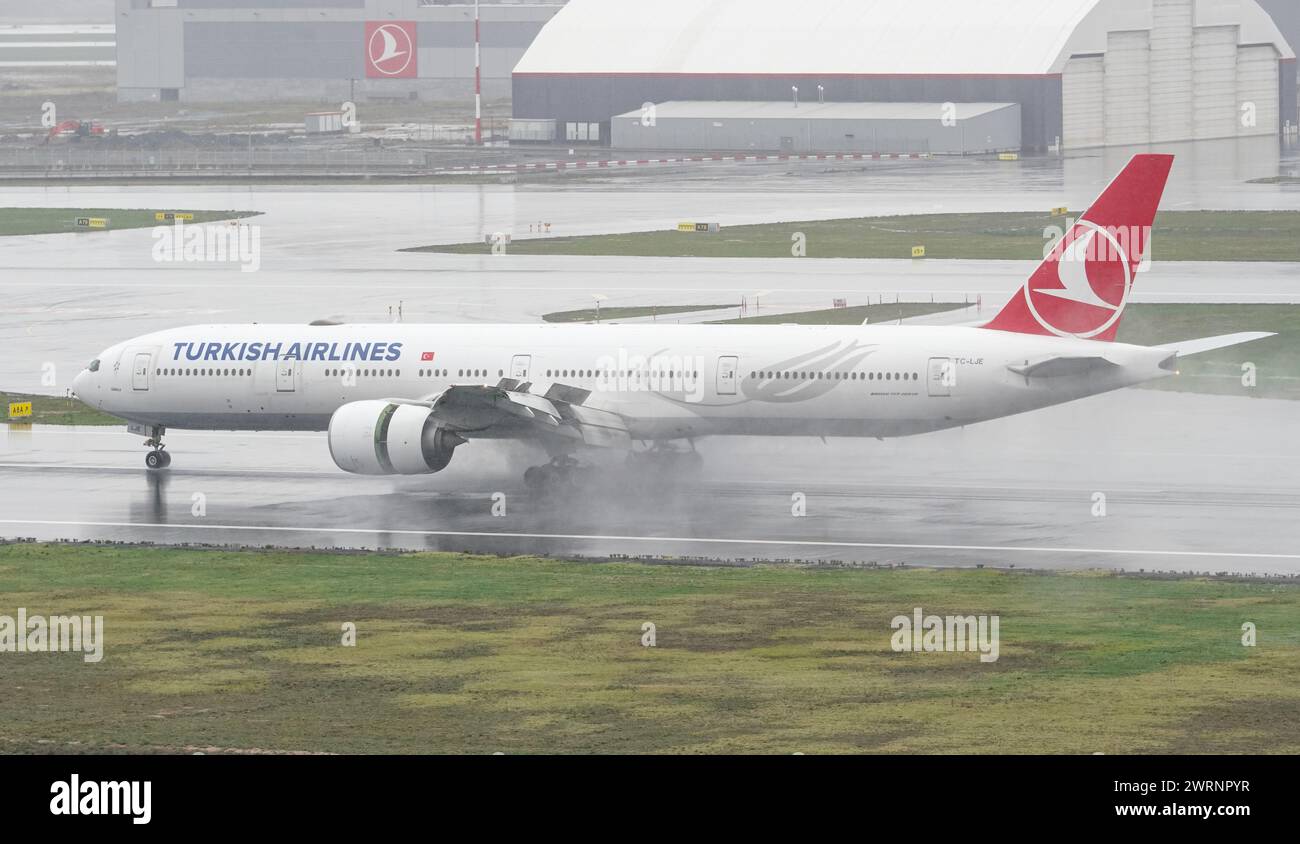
[327, 400, 464, 475]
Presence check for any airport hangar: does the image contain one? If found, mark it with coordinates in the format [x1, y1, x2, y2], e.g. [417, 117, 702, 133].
[512, 0, 1298, 153]
[113, 0, 568, 103]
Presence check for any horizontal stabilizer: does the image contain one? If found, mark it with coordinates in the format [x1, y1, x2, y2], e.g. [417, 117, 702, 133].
[1154, 332, 1276, 357]
[1007, 355, 1120, 379]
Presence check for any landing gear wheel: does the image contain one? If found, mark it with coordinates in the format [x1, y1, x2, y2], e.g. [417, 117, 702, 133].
[142, 424, 170, 470]
[524, 456, 584, 493]
[523, 465, 545, 491]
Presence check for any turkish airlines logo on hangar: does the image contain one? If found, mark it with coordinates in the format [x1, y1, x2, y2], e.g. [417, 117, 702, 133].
[365, 21, 417, 78]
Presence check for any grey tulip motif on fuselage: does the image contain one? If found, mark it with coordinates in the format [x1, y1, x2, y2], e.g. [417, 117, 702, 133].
[741, 341, 879, 404]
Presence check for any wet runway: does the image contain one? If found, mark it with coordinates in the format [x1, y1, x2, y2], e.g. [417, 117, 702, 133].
[3, 390, 1298, 575]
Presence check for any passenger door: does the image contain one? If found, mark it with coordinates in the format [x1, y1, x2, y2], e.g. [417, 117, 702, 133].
[131, 352, 152, 391]
[716, 355, 739, 397]
[511, 355, 531, 381]
[928, 357, 954, 397]
[276, 361, 297, 393]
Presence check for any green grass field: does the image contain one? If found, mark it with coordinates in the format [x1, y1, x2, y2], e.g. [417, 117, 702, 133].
[2, 391, 120, 426]
[716, 302, 967, 326]
[543, 304, 739, 323]
[410, 210, 1300, 262]
[1117, 304, 1300, 400]
[541, 303, 967, 325]
[1, 543, 1296, 755]
[0, 208, 261, 237]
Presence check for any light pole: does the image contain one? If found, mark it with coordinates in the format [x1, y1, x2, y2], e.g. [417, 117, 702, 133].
[474, 0, 482, 145]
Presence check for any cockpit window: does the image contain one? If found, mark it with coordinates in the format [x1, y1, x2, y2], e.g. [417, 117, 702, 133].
[88, 359, 100, 373]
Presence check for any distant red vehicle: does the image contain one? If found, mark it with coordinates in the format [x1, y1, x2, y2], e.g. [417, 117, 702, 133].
[45, 120, 107, 142]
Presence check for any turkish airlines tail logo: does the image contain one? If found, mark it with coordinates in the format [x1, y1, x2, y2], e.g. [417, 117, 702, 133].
[365, 21, 417, 79]
[985, 154, 1174, 342]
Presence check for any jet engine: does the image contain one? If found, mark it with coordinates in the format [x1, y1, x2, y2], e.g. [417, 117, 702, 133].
[327, 400, 465, 475]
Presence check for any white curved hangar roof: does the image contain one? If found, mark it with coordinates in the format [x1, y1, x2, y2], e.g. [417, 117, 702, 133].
[514, 0, 1294, 77]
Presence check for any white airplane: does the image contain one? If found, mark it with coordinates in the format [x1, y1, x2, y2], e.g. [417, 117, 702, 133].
[72, 154, 1271, 487]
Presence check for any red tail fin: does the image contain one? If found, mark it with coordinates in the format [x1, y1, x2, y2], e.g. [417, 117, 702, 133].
[985, 153, 1174, 342]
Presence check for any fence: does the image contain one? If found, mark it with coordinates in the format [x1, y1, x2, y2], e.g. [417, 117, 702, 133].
[0, 148, 492, 177]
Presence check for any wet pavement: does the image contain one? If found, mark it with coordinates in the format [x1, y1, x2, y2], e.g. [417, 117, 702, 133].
[2, 390, 1297, 576]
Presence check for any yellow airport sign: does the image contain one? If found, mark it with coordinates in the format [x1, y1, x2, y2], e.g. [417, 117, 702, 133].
[155, 212, 195, 222]
[8, 401, 32, 419]
[911, 246, 926, 258]
[75, 217, 108, 229]
[999, 153, 1020, 161]
[1051, 206, 1069, 216]
[677, 222, 696, 232]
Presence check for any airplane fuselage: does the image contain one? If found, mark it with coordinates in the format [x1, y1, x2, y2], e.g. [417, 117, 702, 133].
[73, 322, 1175, 442]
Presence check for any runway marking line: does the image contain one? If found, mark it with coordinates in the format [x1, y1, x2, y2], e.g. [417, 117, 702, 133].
[1, 519, 1298, 561]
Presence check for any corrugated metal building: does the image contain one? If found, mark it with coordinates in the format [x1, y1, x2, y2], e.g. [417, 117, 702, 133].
[114, 0, 565, 103]
[610, 101, 1022, 155]
[513, 0, 1298, 151]
[0, 25, 116, 68]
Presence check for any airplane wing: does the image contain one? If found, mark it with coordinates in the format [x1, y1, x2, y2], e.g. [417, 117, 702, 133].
[384, 379, 633, 450]
[1153, 332, 1276, 357]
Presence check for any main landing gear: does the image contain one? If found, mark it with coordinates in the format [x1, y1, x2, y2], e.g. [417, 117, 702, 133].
[523, 455, 586, 492]
[143, 424, 171, 470]
[523, 443, 705, 493]
[624, 443, 704, 475]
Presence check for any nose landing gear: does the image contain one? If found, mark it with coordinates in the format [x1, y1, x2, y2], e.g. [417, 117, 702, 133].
[143, 425, 171, 470]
